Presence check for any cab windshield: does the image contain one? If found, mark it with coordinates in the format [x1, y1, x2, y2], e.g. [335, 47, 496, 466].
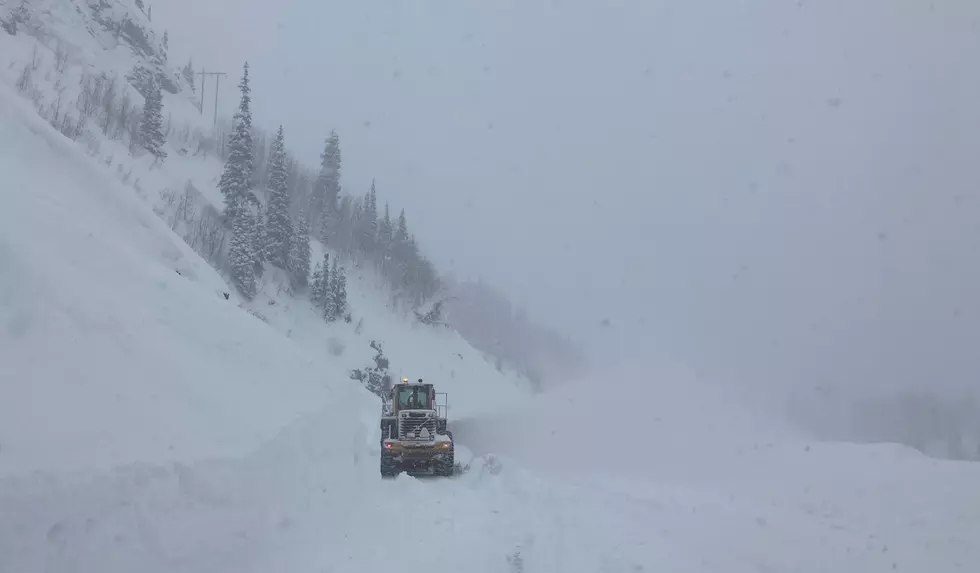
[397, 386, 430, 410]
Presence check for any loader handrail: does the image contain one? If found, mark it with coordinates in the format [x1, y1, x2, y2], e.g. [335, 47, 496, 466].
[435, 392, 448, 419]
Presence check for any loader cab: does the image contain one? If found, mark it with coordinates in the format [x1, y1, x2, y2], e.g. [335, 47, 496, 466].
[393, 381, 434, 412]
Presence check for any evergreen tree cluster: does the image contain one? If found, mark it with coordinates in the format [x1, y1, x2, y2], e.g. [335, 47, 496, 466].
[308, 137, 441, 307]
[215, 61, 443, 310]
[138, 76, 166, 162]
[218, 62, 313, 300]
[310, 253, 349, 322]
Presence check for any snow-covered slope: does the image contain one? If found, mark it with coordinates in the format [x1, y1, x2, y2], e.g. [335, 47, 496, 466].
[0, 74, 534, 572]
[0, 0, 534, 428]
[0, 83, 371, 476]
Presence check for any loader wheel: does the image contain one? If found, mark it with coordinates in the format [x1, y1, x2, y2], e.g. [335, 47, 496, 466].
[434, 444, 455, 477]
[380, 452, 399, 478]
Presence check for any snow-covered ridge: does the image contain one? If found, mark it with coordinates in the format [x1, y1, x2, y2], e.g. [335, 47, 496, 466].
[1, 0, 189, 94]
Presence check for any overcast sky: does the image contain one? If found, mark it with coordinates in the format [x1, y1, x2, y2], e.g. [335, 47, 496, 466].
[156, 0, 980, 399]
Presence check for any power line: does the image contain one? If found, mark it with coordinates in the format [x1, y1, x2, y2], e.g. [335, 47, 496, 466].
[197, 69, 227, 126]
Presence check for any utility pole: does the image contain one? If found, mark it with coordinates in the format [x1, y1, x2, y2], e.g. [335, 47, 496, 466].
[197, 69, 226, 126]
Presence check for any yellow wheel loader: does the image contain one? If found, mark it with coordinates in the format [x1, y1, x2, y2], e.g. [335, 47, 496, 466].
[380, 378, 454, 477]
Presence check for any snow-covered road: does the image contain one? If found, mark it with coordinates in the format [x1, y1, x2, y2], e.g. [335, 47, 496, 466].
[0, 405, 654, 573]
[5, 391, 979, 573]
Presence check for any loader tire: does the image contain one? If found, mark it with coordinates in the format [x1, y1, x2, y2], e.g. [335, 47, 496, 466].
[434, 444, 455, 477]
[380, 452, 399, 478]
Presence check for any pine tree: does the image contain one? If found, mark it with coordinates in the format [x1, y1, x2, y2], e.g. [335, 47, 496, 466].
[402, 234, 420, 293]
[229, 209, 256, 299]
[357, 180, 378, 257]
[349, 198, 364, 258]
[322, 256, 340, 320]
[251, 130, 269, 189]
[393, 209, 409, 248]
[288, 207, 311, 289]
[315, 130, 342, 242]
[311, 261, 325, 304]
[252, 203, 266, 274]
[333, 262, 349, 319]
[312, 252, 330, 306]
[390, 208, 411, 289]
[218, 62, 254, 221]
[324, 257, 340, 321]
[182, 58, 195, 92]
[139, 77, 167, 161]
[162, 30, 169, 53]
[264, 126, 292, 269]
[377, 202, 393, 273]
[310, 141, 327, 229]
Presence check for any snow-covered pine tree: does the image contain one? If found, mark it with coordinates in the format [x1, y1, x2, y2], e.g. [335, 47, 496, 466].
[264, 125, 291, 269]
[229, 209, 256, 299]
[310, 140, 327, 233]
[358, 180, 378, 258]
[218, 62, 254, 222]
[390, 208, 411, 290]
[324, 257, 340, 321]
[251, 130, 270, 189]
[138, 77, 166, 162]
[418, 256, 441, 303]
[287, 158, 309, 221]
[402, 234, 420, 293]
[310, 261, 325, 304]
[313, 252, 331, 308]
[182, 59, 195, 92]
[330, 195, 353, 254]
[333, 261, 349, 319]
[377, 202, 393, 274]
[316, 130, 342, 243]
[288, 206, 311, 289]
[349, 197, 364, 260]
[252, 203, 266, 274]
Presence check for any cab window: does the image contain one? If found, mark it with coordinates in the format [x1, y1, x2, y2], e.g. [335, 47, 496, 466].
[397, 387, 430, 409]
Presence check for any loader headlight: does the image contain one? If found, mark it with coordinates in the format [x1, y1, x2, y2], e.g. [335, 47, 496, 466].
[435, 441, 452, 450]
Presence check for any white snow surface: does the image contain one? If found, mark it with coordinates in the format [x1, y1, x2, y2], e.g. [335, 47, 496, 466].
[2, 10, 980, 572]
